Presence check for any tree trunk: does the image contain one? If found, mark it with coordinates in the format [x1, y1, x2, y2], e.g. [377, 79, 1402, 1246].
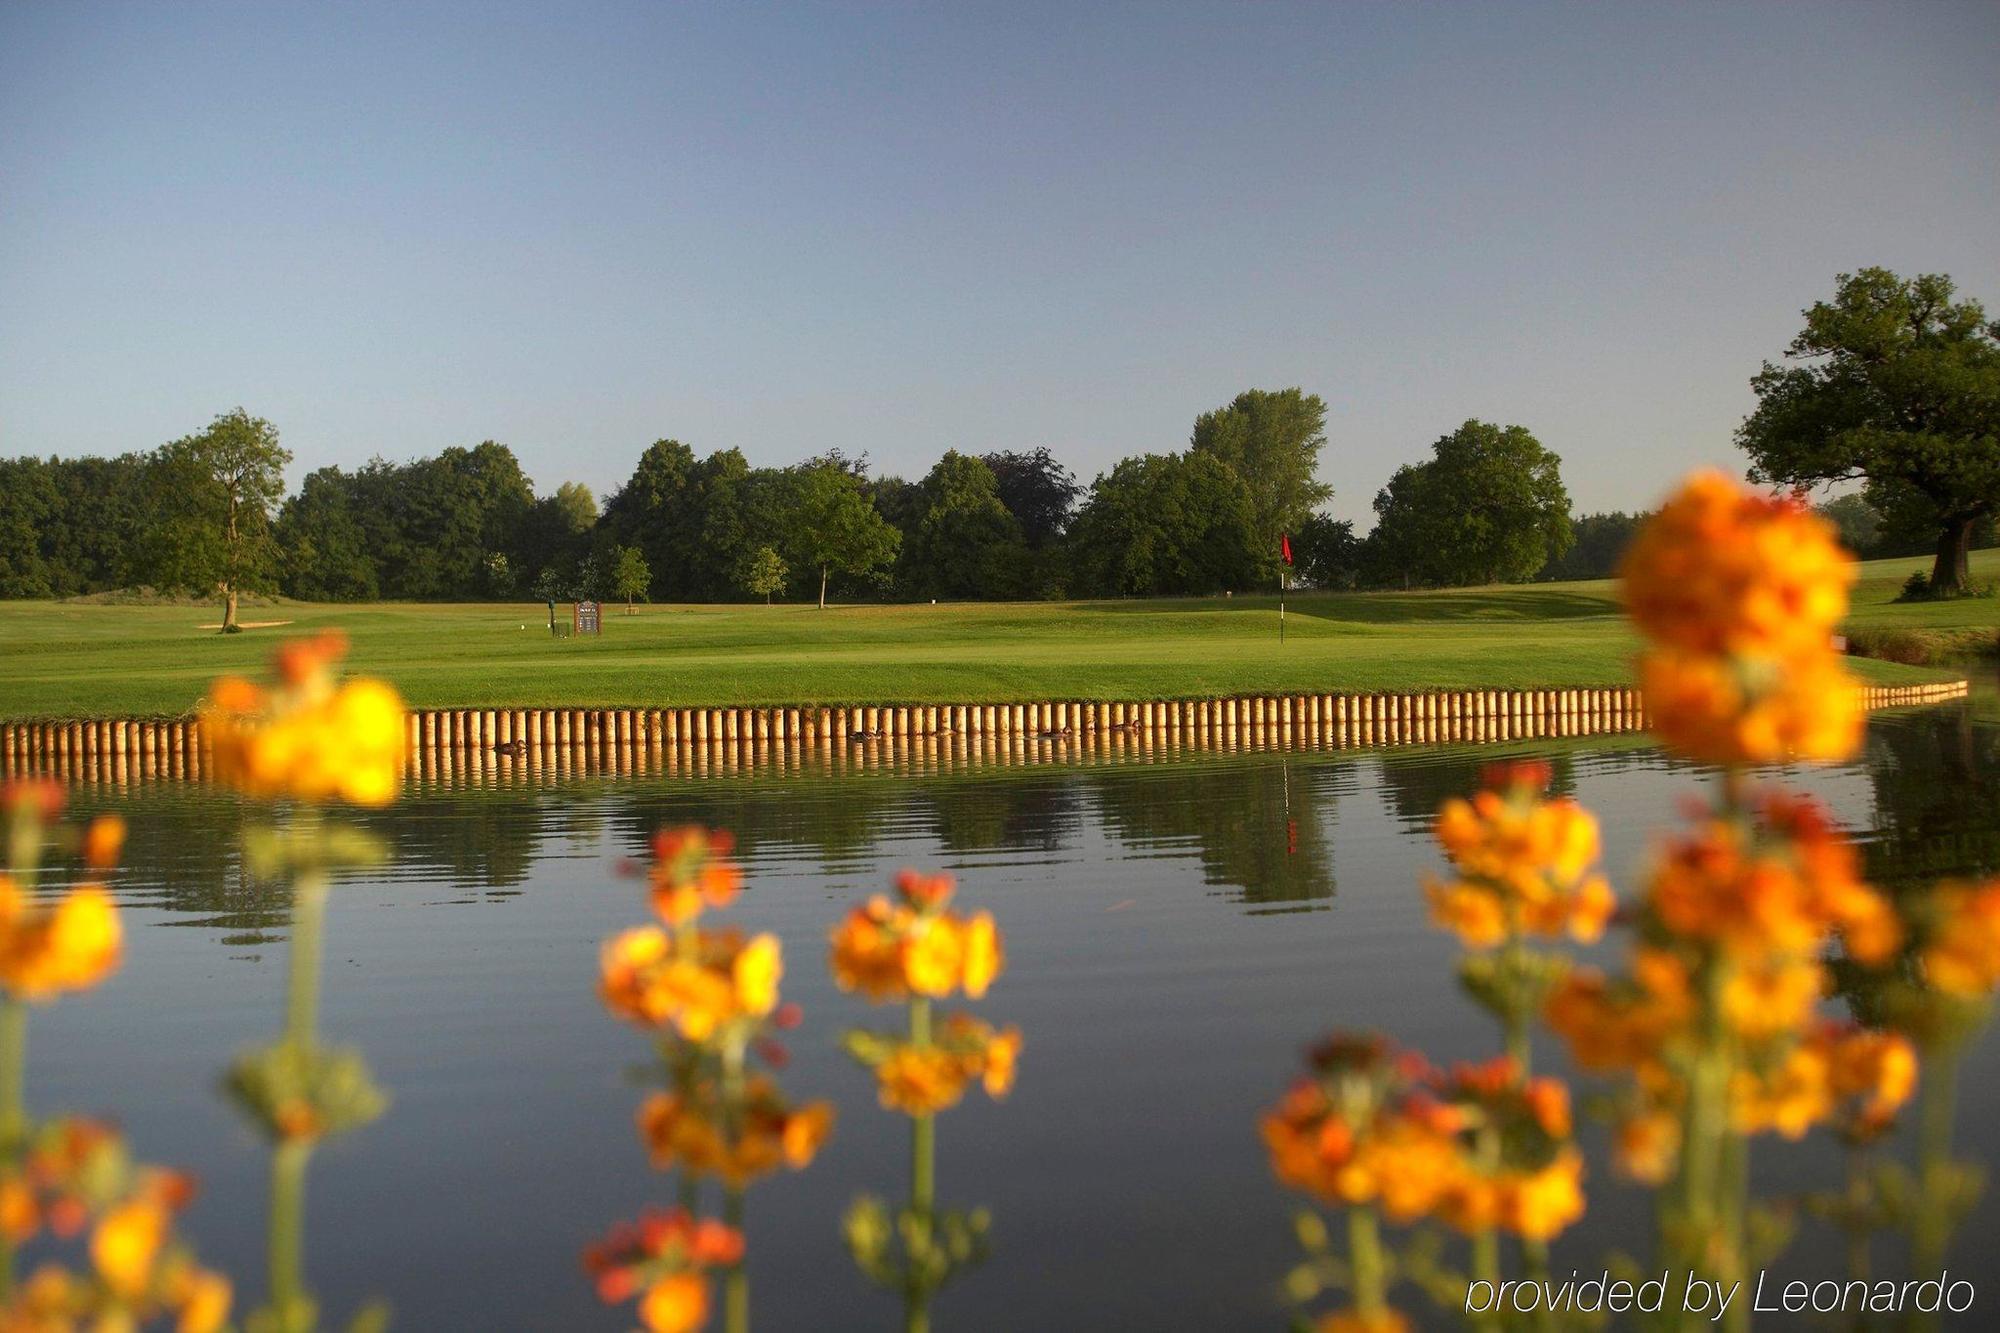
[222, 585, 239, 633]
[819, 565, 829, 610]
[1931, 516, 1976, 595]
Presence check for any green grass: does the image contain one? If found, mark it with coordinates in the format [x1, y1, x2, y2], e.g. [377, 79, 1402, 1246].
[0, 550, 1992, 721]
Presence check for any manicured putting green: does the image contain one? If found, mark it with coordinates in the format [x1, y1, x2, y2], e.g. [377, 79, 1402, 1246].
[0, 550, 1990, 720]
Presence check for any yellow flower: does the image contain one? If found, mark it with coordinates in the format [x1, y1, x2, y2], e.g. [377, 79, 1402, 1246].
[960, 912, 1003, 999]
[1500, 1149, 1586, 1241]
[599, 927, 780, 1041]
[90, 1198, 167, 1298]
[902, 918, 964, 998]
[639, 1272, 710, 1333]
[828, 875, 1006, 1003]
[174, 1268, 233, 1333]
[204, 634, 405, 807]
[979, 1026, 1021, 1097]
[731, 934, 781, 1017]
[0, 878, 122, 1002]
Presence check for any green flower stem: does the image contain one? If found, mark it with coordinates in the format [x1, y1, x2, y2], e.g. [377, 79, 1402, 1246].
[1911, 1039, 1962, 1276]
[267, 1139, 313, 1333]
[0, 994, 25, 1303]
[1348, 1204, 1388, 1317]
[285, 871, 329, 1051]
[720, 1033, 749, 1333]
[1842, 1147, 1873, 1286]
[907, 995, 936, 1333]
[1470, 1124, 1502, 1330]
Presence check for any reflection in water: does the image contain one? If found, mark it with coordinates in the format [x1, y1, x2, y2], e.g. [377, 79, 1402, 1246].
[22, 705, 2000, 1329]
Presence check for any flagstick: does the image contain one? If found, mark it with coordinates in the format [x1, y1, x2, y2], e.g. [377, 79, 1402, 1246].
[1279, 567, 1286, 644]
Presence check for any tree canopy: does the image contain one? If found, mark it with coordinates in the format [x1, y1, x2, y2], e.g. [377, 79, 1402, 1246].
[1368, 420, 1572, 587]
[1067, 451, 1260, 597]
[1738, 268, 2000, 594]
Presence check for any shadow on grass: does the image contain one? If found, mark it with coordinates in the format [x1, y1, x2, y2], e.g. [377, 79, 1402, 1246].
[1072, 587, 1621, 624]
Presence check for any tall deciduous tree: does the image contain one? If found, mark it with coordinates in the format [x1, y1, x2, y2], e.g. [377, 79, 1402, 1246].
[153, 408, 292, 630]
[1738, 269, 2000, 595]
[785, 460, 899, 608]
[900, 451, 1028, 599]
[1368, 420, 1572, 587]
[1188, 388, 1334, 577]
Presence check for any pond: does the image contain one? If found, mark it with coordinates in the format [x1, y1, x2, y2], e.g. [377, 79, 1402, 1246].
[24, 701, 2000, 1330]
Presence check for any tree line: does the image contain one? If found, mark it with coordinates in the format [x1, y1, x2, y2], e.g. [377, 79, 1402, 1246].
[4, 267, 1994, 612]
[0, 392, 1585, 610]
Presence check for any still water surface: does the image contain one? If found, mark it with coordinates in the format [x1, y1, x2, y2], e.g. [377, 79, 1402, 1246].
[28, 704, 2000, 1330]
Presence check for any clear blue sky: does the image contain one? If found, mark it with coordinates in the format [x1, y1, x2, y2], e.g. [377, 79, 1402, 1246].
[2, 2, 1995, 527]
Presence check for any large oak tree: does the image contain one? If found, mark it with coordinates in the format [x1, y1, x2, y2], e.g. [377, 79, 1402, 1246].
[1738, 269, 2000, 595]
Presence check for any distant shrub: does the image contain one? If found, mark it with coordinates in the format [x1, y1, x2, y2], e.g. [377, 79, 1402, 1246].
[1895, 570, 1997, 603]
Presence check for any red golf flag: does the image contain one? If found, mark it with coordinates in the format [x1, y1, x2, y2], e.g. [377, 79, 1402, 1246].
[1280, 533, 1293, 566]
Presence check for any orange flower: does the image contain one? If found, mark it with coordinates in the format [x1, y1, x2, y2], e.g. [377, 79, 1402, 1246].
[1264, 1092, 1459, 1221]
[1922, 879, 2000, 999]
[875, 1046, 969, 1115]
[173, 1268, 233, 1333]
[1620, 471, 1853, 660]
[1638, 647, 1863, 766]
[1613, 1109, 1679, 1184]
[585, 1209, 741, 1332]
[0, 877, 121, 1001]
[1428, 770, 1613, 948]
[1621, 471, 1863, 766]
[1645, 792, 1897, 967]
[599, 926, 782, 1041]
[648, 828, 743, 927]
[828, 872, 1005, 1003]
[1730, 1042, 1832, 1139]
[81, 816, 126, 871]
[636, 1079, 833, 1185]
[1825, 1025, 1918, 1139]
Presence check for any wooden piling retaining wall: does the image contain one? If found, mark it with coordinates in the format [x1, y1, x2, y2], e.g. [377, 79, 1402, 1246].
[0, 680, 1970, 788]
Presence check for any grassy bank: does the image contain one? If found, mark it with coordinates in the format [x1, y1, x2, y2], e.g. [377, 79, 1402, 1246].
[0, 550, 1990, 721]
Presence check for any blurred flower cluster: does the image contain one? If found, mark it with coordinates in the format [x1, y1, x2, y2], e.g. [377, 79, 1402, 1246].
[1620, 470, 1861, 764]
[591, 828, 830, 1333]
[583, 1208, 744, 1333]
[203, 630, 405, 807]
[0, 784, 230, 1333]
[832, 869, 1019, 1328]
[1265, 472, 2000, 1332]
